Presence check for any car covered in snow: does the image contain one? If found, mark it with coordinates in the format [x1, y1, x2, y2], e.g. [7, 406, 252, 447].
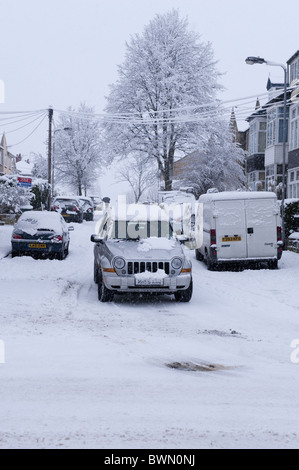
[78, 196, 94, 221]
[90, 204, 193, 302]
[11, 210, 74, 259]
[51, 196, 84, 223]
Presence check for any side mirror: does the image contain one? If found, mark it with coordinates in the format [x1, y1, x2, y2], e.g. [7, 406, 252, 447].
[90, 234, 104, 243]
[176, 234, 189, 243]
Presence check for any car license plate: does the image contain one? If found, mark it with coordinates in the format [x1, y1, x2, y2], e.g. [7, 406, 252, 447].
[135, 278, 163, 286]
[221, 236, 241, 242]
[63, 214, 70, 217]
[28, 243, 47, 249]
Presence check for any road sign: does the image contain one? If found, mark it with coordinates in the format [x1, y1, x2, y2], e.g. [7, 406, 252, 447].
[17, 177, 32, 188]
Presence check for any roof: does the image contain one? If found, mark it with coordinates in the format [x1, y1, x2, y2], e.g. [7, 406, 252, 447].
[266, 78, 284, 91]
[16, 158, 33, 176]
[16, 210, 65, 234]
[287, 50, 299, 65]
[199, 191, 277, 202]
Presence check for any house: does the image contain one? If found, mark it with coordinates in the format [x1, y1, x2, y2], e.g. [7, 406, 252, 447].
[246, 78, 291, 195]
[16, 155, 33, 177]
[246, 50, 299, 199]
[287, 51, 299, 199]
[0, 133, 17, 175]
[245, 98, 267, 190]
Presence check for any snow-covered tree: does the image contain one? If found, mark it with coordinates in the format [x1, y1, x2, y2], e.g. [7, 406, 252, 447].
[0, 175, 32, 213]
[103, 9, 222, 191]
[116, 153, 158, 202]
[175, 125, 246, 198]
[31, 153, 48, 179]
[54, 103, 102, 196]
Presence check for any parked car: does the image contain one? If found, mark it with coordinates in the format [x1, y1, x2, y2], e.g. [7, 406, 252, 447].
[90, 203, 193, 302]
[78, 197, 94, 221]
[195, 191, 283, 270]
[11, 210, 74, 260]
[89, 195, 103, 211]
[51, 196, 84, 223]
[159, 190, 196, 242]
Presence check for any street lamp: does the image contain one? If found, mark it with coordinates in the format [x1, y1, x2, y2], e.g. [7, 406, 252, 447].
[245, 56, 288, 245]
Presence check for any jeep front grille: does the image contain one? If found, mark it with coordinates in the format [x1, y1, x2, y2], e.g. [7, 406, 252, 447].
[127, 261, 170, 275]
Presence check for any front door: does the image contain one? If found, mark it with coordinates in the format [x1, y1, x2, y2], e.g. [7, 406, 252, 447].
[245, 198, 277, 258]
[215, 200, 247, 260]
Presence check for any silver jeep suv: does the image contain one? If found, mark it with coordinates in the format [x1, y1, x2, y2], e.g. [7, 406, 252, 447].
[90, 204, 193, 302]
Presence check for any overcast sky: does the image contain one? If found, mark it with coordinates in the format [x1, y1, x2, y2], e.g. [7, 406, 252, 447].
[0, 0, 298, 195]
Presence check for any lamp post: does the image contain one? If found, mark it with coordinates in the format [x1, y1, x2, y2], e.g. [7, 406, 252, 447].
[245, 56, 288, 245]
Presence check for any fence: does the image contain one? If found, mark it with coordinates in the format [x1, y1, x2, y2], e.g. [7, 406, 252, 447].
[287, 236, 299, 254]
[0, 214, 19, 225]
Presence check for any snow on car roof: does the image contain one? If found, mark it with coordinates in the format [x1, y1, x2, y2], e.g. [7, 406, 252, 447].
[16, 211, 64, 234]
[199, 191, 277, 202]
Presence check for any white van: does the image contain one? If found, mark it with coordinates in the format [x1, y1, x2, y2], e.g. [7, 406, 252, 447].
[195, 191, 283, 269]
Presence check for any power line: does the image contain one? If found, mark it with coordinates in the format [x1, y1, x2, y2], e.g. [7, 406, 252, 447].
[0, 89, 286, 130]
[3, 111, 47, 134]
[8, 114, 47, 148]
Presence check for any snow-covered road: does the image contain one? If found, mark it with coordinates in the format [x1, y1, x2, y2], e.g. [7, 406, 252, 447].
[0, 214, 298, 449]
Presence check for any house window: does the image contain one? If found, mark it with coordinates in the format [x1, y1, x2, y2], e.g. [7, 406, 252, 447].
[267, 109, 276, 147]
[288, 167, 299, 198]
[290, 59, 299, 84]
[249, 122, 257, 155]
[249, 120, 267, 155]
[290, 104, 299, 151]
[258, 122, 266, 152]
[267, 106, 289, 147]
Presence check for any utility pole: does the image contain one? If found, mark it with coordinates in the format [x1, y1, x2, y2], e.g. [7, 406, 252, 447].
[47, 107, 53, 210]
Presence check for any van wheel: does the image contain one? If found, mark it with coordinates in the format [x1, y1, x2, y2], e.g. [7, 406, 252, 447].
[195, 249, 204, 261]
[98, 271, 114, 302]
[175, 278, 193, 302]
[268, 259, 278, 269]
[206, 256, 217, 271]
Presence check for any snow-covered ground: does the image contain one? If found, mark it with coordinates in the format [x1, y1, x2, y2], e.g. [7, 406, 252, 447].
[0, 212, 298, 449]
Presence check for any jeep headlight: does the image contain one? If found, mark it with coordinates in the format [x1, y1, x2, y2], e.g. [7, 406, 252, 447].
[171, 257, 183, 269]
[113, 257, 126, 270]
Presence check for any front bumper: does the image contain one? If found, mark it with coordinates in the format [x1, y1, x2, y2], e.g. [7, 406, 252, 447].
[103, 272, 192, 293]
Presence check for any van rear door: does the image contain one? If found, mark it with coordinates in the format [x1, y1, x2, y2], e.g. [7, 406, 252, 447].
[215, 200, 247, 260]
[245, 198, 277, 258]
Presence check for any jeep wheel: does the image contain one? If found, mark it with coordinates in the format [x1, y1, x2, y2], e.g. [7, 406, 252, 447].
[195, 249, 204, 261]
[94, 260, 99, 284]
[174, 278, 193, 302]
[98, 271, 114, 302]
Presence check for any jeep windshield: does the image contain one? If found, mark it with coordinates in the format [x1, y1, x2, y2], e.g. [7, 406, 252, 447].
[110, 220, 173, 240]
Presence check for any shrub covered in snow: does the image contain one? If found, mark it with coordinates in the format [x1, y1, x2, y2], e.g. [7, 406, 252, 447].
[0, 175, 32, 214]
[284, 199, 299, 238]
[30, 178, 51, 210]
